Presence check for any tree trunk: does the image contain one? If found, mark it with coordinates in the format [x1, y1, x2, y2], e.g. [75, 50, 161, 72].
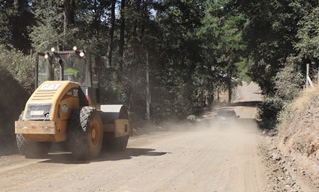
[63, 0, 75, 27]
[208, 81, 214, 108]
[132, 0, 140, 38]
[108, 0, 116, 67]
[146, 51, 150, 121]
[119, 0, 126, 72]
[228, 68, 232, 103]
[63, 0, 75, 50]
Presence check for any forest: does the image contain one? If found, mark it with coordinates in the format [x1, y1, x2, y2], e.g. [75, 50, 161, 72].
[1, 0, 318, 126]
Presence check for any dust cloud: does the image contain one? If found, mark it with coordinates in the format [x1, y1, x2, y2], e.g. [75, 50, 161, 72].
[0, 67, 29, 156]
[139, 82, 264, 147]
[143, 103, 262, 142]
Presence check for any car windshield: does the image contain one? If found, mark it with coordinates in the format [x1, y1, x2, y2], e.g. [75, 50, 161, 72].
[217, 109, 236, 117]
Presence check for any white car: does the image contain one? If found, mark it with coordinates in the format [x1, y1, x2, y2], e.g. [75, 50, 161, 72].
[215, 108, 239, 123]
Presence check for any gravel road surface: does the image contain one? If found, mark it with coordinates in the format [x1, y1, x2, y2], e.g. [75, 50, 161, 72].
[0, 82, 268, 192]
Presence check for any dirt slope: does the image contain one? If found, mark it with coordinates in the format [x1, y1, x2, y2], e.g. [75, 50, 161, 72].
[0, 67, 29, 155]
[262, 86, 319, 192]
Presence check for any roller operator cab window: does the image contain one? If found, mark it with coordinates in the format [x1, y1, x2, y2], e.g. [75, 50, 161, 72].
[37, 52, 89, 86]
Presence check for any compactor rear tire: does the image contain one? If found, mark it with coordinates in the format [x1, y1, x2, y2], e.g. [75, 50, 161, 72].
[104, 135, 129, 151]
[16, 134, 52, 158]
[68, 107, 103, 160]
[114, 135, 129, 150]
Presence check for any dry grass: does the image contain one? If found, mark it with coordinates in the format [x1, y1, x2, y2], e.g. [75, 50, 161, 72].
[292, 85, 319, 112]
[274, 86, 319, 186]
[277, 85, 319, 158]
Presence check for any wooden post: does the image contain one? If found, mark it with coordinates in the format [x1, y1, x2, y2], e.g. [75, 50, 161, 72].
[306, 63, 309, 88]
[307, 76, 314, 88]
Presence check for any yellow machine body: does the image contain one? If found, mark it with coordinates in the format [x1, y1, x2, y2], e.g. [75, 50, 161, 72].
[14, 49, 131, 159]
[15, 81, 80, 142]
[15, 80, 132, 142]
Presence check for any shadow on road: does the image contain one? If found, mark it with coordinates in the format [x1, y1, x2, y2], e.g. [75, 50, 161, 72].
[37, 148, 168, 164]
[0, 143, 18, 157]
[229, 101, 262, 107]
[98, 148, 168, 161]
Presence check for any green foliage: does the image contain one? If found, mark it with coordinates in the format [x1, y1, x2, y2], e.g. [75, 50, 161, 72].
[239, 0, 301, 96]
[30, 10, 63, 51]
[98, 65, 126, 104]
[294, 6, 319, 62]
[6, 0, 318, 125]
[238, 0, 319, 130]
[30, 1, 81, 52]
[116, 0, 210, 121]
[235, 58, 251, 82]
[258, 97, 285, 129]
[28, 0, 251, 122]
[0, 45, 34, 93]
[195, 0, 246, 103]
[274, 57, 304, 101]
[276, 102, 293, 132]
[260, 57, 304, 130]
[0, 0, 34, 53]
[74, 0, 110, 52]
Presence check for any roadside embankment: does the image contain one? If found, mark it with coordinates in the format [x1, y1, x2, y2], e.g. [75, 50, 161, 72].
[262, 86, 319, 191]
[0, 67, 29, 155]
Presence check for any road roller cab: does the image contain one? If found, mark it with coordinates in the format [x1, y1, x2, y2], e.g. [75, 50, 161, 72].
[15, 47, 132, 160]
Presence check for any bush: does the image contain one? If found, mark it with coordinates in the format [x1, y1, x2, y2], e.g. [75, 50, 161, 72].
[0, 45, 35, 93]
[274, 61, 304, 102]
[258, 97, 285, 129]
[258, 60, 303, 130]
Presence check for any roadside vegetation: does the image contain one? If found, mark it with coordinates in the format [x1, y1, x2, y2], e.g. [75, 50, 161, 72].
[2, 1, 319, 186]
[278, 84, 319, 163]
[1, 0, 319, 131]
[0, 0, 247, 127]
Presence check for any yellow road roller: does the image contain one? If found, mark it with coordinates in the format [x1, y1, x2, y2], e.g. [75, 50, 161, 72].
[15, 47, 132, 160]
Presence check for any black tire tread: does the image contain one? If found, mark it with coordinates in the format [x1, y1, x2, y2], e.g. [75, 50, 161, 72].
[67, 107, 103, 160]
[16, 111, 51, 158]
[16, 134, 51, 158]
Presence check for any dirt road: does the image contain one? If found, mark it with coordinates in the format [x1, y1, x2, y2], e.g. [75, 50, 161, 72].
[0, 82, 268, 192]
